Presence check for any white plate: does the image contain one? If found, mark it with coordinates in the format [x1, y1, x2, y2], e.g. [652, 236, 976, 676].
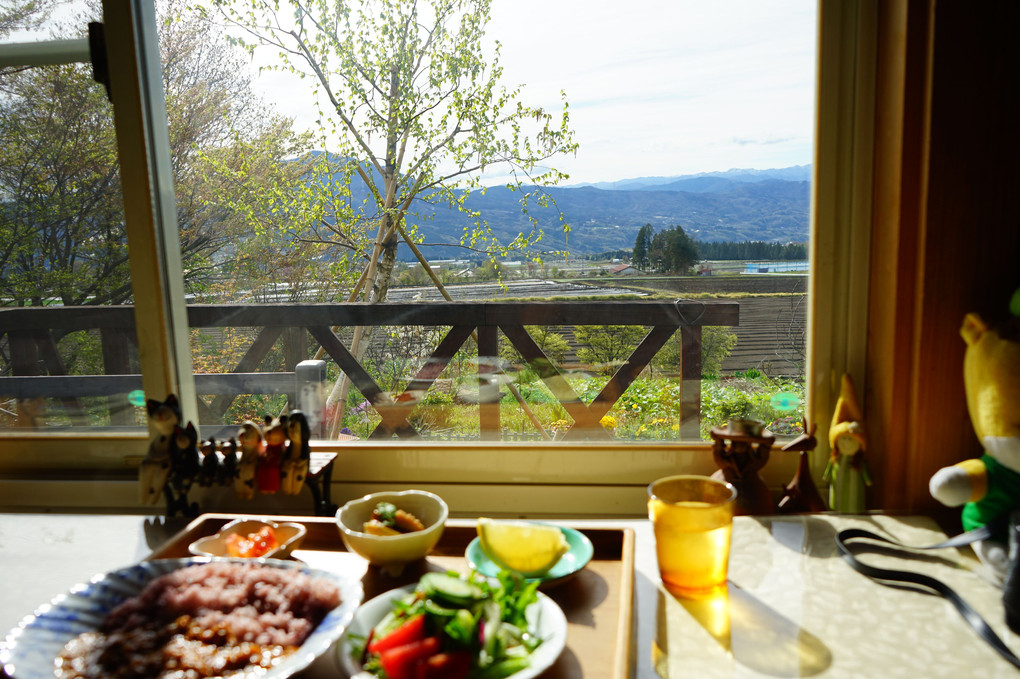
[337, 583, 567, 679]
[0, 557, 363, 679]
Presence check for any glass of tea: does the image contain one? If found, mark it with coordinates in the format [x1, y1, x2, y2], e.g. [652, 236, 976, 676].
[648, 475, 737, 598]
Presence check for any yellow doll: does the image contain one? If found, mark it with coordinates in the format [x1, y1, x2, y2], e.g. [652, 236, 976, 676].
[930, 312, 1020, 579]
[824, 374, 872, 513]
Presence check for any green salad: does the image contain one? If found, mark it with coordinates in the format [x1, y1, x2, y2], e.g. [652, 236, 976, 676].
[349, 570, 543, 679]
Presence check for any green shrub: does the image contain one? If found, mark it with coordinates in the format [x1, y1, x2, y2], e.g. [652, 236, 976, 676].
[574, 325, 645, 373]
[700, 376, 805, 439]
[650, 326, 738, 378]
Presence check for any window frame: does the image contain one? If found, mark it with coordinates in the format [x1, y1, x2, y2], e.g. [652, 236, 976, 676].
[1, 0, 868, 517]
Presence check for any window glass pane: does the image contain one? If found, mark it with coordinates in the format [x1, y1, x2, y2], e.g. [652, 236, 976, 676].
[169, 0, 814, 445]
[0, 2, 146, 432]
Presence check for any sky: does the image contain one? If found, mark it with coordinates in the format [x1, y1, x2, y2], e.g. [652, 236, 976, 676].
[500, 1, 816, 184]
[483, 0, 817, 184]
[10, 0, 816, 186]
[250, 0, 817, 186]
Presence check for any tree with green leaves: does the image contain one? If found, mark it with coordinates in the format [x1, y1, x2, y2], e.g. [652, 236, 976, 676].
[208, 0, 578, 303]
[206, 0, 578, 434]
[0, 0, 335, 310]
[499, 325, 569, 366]
[651, 326, 737, 378]
[633, 224, 653, 270]
[573, 324, 646, 374]
[647, 224, 699, 274]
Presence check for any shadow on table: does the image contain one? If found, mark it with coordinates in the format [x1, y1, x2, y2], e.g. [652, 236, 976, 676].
[143, 515, 195, 550]
[759, 514, 964, 570]
[655, 582, 832, 677]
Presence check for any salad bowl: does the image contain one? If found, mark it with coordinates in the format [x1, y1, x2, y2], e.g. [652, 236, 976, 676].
[337, 580, 567, 679]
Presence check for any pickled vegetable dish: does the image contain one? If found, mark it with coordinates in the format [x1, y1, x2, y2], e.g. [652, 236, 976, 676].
[363, 501, 426, 536]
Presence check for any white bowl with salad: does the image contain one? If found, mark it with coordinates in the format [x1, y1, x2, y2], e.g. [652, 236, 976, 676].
[337, 571, 567, 679]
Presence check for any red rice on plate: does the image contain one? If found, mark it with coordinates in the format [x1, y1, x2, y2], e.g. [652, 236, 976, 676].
[55, 561, 342, 679]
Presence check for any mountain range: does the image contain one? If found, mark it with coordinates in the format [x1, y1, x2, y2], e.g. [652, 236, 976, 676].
[306, 157, 811, 261]
[397, 165, 810, 260]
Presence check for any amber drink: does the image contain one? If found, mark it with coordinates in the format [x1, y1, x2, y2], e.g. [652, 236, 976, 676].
[648, 475, 736, 598]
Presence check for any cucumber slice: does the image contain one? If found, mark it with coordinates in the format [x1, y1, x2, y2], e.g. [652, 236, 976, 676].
[419, 572, 485, 606]
[423, 598, 460, 617]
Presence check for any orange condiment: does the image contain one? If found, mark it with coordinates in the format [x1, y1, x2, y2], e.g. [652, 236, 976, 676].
[225, 526, 279, 558]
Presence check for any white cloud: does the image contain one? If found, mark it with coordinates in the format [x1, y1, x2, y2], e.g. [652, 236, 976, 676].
[484, 0, 817, 183]
[248, 0, 817, 185]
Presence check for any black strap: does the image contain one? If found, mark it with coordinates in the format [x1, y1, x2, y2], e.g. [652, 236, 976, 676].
[835, 522, 1020, 670]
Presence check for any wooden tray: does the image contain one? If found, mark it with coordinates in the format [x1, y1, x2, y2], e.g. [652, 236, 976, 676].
[151, 514, 635, 679]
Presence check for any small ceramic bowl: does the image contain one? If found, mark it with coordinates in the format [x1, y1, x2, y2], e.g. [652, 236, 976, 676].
[188, 518, 307, 559]
[336, 490, 448, 575]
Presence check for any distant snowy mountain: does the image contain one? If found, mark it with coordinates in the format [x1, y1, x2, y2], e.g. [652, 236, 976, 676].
[579, 165, 812, 192]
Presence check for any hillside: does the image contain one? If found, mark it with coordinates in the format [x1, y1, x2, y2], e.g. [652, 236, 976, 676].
[399, 170, 810, 260]
[309, 156, 811, 261]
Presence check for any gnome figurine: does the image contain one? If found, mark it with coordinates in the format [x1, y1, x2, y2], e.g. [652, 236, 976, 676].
[824, 374, 872, 513]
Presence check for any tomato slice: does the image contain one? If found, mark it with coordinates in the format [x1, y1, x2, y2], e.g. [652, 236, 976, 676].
[415, 651, 472, 679]
[368, 613, 427, 654]
[378, 636, 440, 679]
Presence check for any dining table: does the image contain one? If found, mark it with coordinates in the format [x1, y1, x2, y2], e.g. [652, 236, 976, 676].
[2, 510, 1019, 678]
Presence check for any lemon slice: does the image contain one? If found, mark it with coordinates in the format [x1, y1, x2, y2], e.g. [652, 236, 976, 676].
[476, 518, 569, 577]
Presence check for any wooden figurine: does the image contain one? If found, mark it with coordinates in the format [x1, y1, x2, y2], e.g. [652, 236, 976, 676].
[777, 417, 827, 513]
[235, 421, 263, 500]
[710, 419, 775, 515]
[219, 437, 238, 486]
[138, 394, 180, 505]
[282, 410, 311, 495]
[824, 374, 872, 513]
[257, 414, 288, 494]
[197, 437, 219, 487]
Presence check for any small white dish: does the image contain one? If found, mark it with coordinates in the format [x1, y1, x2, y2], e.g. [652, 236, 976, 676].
[336, 490, 448, 575]
[188, 518, 307, 559]
[337, 583, 567, 679]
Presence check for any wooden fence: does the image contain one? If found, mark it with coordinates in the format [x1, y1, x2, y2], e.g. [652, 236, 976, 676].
[0, 300, 739, 440]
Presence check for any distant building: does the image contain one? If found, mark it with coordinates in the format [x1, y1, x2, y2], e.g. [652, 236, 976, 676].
[744, 261, 810, 274]
[608, 263, 642, 276]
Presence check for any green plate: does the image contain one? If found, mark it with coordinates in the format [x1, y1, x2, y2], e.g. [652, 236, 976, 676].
[465, 524, 594, 588]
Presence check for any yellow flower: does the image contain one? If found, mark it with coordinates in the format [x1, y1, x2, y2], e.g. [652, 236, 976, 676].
[600, 415, 618, 429]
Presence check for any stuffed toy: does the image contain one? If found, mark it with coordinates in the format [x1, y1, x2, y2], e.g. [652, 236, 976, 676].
[930, 312, 1020, 580]
[824, 374, 872, 513]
